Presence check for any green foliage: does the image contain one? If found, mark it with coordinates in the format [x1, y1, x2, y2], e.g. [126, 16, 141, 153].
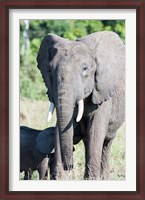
[20, 48, 47, 100]
[20, 65, 47, 100]
[20, 20, 125, 100]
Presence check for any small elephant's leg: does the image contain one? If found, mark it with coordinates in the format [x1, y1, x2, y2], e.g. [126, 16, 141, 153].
[24, 171, 29, 180]
[28, 169, 33, 180]
[24, 170, 32, 180]
[38, 156, 49, 180]
[101, 138, 113, 180]
[44, 170, 48, 180]
[49, 156, 55, 180]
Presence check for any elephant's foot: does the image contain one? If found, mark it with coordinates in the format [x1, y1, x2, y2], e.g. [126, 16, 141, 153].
[100, 170, 110, 180]
[50, 162, 64, 180]
[63, 163, 73, 171]
[50, 164, 74, 180]
[100, 138, 113, 180]
[84, 167, 101, 180]
[100, 159, 110, 180]
[84, 175, 101, 180]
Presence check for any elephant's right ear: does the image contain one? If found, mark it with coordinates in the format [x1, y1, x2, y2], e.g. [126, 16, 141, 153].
[37, 34, 61, 100]
[37, 34, 61, 65]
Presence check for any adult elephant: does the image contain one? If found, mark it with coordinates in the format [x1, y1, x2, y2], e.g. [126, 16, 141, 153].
[37, 31, 125, 180]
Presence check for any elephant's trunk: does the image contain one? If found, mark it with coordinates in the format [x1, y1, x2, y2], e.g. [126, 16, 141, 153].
[56, 72, 74, 170]
[57, 100, 74, 170]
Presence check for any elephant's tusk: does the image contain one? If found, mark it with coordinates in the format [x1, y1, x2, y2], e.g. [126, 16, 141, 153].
[47, 102, 55, 122]
[76, 99, 84, 122]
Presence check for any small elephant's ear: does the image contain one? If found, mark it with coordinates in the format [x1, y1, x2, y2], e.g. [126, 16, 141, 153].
[37, 34, 62, 101]
[36, 127, 55, 154]
[79, 31, 125, 104]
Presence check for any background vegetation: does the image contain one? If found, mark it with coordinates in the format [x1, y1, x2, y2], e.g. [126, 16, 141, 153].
[20, 20, 125, 100]
[20, 20, 125, 180]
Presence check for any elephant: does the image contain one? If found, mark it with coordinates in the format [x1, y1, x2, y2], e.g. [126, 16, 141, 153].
[37, 31, 125, 180]
[20, 126, 54, 180]
[20, 123, 82, 180]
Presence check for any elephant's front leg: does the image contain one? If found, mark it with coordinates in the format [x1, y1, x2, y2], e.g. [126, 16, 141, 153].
[38, 156, 49, 180]
[84, 122, 105, 180]
[84, 102, 111, 180]
[101, 137, 114, 180]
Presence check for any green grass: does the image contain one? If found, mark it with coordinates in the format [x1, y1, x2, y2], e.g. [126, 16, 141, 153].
[20, 97, 125, 180]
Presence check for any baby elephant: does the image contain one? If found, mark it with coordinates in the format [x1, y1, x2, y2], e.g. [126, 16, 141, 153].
[20, 126, 55, 180]
[20, 124, 82, 180]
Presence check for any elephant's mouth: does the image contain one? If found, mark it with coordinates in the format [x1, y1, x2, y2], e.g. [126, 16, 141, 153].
[47, 99, 84, 123]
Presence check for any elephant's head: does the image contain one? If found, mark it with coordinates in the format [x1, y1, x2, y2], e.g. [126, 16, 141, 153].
[37, 31, 125, 170]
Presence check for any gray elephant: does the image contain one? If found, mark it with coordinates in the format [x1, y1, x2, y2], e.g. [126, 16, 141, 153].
[20, 123, 82, 180]
[20, 126, 55, 180]
[37, 31, 125, 180]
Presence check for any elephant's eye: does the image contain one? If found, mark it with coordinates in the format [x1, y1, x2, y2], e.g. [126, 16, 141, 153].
[48, 69, 51, 73]
[47, 68, 52, 75]
[82, 64, 89, 77]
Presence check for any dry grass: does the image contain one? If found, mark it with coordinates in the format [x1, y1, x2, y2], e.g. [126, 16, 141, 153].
[20, 97, 125, 180]
[20, 97, 56, 129]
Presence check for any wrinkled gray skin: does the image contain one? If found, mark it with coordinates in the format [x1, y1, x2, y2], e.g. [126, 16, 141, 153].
[37, 31, 125, 180]
[20, 123, 82, 180]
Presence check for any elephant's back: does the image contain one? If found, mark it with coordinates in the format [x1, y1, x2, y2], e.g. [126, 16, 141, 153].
[20, 126, 41, 153]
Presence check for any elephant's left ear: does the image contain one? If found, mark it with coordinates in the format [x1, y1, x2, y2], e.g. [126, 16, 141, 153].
[79, 31, 125, 104]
